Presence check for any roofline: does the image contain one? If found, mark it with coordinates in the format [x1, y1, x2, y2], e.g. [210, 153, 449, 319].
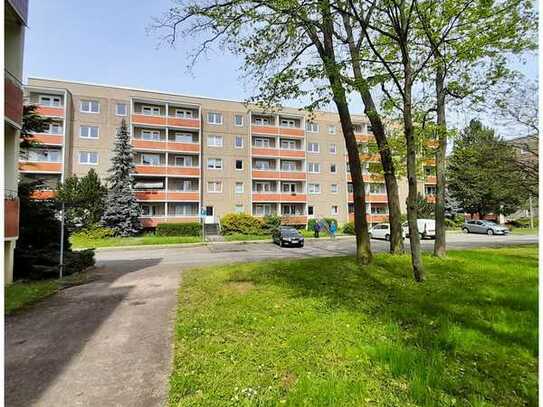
[26, 76, 366, 118]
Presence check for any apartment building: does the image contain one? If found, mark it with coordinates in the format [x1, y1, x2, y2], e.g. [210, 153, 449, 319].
[22, 77, 437, 228]
[5, 0, 28, 284]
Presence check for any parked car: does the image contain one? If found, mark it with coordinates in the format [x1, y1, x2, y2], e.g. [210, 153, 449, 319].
[402, 219, 436, 239]
[369, 223, 393, 241]
[462, 220, 510, 235]
[273, 226, 305, 247]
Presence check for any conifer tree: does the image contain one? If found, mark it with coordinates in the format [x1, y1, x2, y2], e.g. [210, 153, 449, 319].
[101, 119, 141, 236]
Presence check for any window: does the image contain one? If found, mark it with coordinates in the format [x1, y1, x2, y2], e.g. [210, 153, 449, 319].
[305, 122, 319, 132]
[424, 166, 436, 176]
[367, 125, 374, 133]
[46, 123, 62, 134]
[207, 135, 223, 147]
[24, 148, 61, 162]
[79, 151, 98, 165]
[308, 206, 314, 216]
[330, 164, 337, 173]
[234, 114, 244, 126]
[116, 103, 127, 116]
[208, 181, 223, 193]
[328, 125, 336, 135]
[175, 109, 193, 118]
[282, 204, 301, 215]
[254, 182, 273, 192]
[134, 180, 164, 190]
[80, 126, 99, 139]
[281, 160, 297, 171]
[254, 160, 271, 170]
[235, 136, 244, 148]
[40, 95, 62, 107]
[331, 205, 339, 216]
[331, 184, 338, 193]
[254, 137, 271, 148]
[170, 179, 197, 191]
[80, 100, 100, 113]
[307, 142, 320, 153]
[207, 112, 223, 124]
[280, 139, 296, 150]
[141, 130, 161, 141]
[173, 133, 193, 143]
[369, 183, 386, 194]
[425, 185, 437, 195]
[254, 117, 270, 125]
[371, 205, 388, 215]
[141, 204, 162, 216]
[235, 182, 244, 193]
[207, 158, 223, 169]
[175, 156, 192, 167]
[346, 162, 350, 173]
[254, 204, 272, 216]
[280, 118, 296, 127]
[235, 160, 243, 170]
[141, 153, 161, 166]
[308, 183, 321, 194]
[142, 105, 161, 116]
[282, 183, 296, 193]
[329, 144, 337, 154]
[171, 203, 198, 216]
[235, 205, 244, 214]
[348, 183, 353, 193]
[307, 162, 320, 173]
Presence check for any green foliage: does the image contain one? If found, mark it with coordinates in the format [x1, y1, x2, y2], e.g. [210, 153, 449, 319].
[156, 223, 201, 237]
[342, 222, 355, 235]
[416, 193, 434, 218]
[220, 213, 264, 235]
[506, 217, 539, 229]
[20, 104, 53, 149]
[71, 226, 115, 240]
[307, 218, 337, 231]
[262, 215, 281, 233]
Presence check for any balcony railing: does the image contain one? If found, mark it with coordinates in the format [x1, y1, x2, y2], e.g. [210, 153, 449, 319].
[131, 138, 199, 153]
[131, 114, 200, 129]
[348, 194, 388, 203]
[425, 175, 437, 184]
[29, 133, 64, 146]
[36, 105, 64, 118]
[4, 192, 19, 239]
[19, 161, 62, 173]
[252, 169, 306, 180]
[252, 193, 307, 202]
[251, 147, 304, 158]
[5, 72, 24, 127]
[135, 190, 200, 201]
[140, 216, 200, 228]
[133, 165, 200, 177]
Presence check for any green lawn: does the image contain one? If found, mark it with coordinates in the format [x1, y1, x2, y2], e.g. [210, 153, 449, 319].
[70, 234, 202, 249]
[223, 233, 271, 242]
[169, 246, 538, 406]
[511, 228, 538, 235]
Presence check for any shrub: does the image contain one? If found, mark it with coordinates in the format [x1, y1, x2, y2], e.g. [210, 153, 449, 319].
[156, 222, 201, 236]
[506, 217, 538, 229]
[262, 215, 281, 233]
[343, 222, 355, 235]
[307, 218, 337, 231]
[72, 225, 115, 240]
[220, 213, 264, 235]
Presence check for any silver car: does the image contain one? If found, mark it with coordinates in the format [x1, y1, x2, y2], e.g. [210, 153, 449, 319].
[462, 220, 510, 235]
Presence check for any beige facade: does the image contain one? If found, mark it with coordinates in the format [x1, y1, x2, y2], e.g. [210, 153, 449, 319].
[22, 77, 437, 228]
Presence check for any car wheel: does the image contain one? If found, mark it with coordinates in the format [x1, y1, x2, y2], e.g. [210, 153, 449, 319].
[299, 243, 304, 248]
[487, 229, 494, 236]
[280, 240, 284, 247]
[385, 234, 390, 241]
[462, 227, 469, 233]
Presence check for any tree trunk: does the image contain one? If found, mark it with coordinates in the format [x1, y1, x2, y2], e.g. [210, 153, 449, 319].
[434, 66, 447, 257]
[403, 65, 425, 282]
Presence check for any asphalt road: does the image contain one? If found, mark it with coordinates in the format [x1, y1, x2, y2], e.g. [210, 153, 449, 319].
[5, 232, 537, 407]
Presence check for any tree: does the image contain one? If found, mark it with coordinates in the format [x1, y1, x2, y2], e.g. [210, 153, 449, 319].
[20, 104, 53, 149]
[416, 193, 434, 218]
[101, 119, 142, 236]
[56, 169, 107, 231]
[448, 120, 526, 217]
[152, 0, 373, 264]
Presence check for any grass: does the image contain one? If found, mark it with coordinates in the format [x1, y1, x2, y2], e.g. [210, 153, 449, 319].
[70, 234, 202, 249]
[511, 228, 538, 235]
[5, 272, 93, 315]
[223, 233, 271, 242]
[169, 245, 538, 406]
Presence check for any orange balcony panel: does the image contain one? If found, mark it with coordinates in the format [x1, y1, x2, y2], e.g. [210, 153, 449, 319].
[279, 127, 304, 137]
[367, 194, 388, 203]
[132, 114, 167, 126]
[369, 214, 389, 223]
[426, 139, 439, 148]
[167, 142, 199, 153]
[280, 149, 305, 158]
[424, 159, 436, 166]
[281, 194, 307, 202]
[36, 106, 64, 118]
[134, 165, 166, 175]
[281, 215, 307, 225]
[426, 195, 436, 203]
[252, 170, 281, 179]
[252, 125, 278, 135]
[167, 192, 199, 201]
[19, 162, 62, 172]
[167, 117, 200, 128]
[132, 139, 166, 150]
[355, 134, 375, 143]
[426, 175, 437, 184]
[363, 174, 384, 182]
[167, 167, 200, 177]
[280, 171, 306, 180]
[252, 147, 279, 157]
[135, 191, 167, 201]
[30, 190, 56, 200]
[4, 197, 19, 239]
[5, 77, 23, 126]
[253, 193, 282, 202]
[31, 134, 63, 145]
[360, 153, 380, 162]
[141, 216, 200, 228]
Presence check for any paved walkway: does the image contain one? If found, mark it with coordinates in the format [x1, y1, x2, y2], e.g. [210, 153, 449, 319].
[5, 233, 537, 406]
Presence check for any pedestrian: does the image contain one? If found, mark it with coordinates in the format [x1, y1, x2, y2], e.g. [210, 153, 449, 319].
[314, 221, 321, 238]
[329, 221, 337, 240]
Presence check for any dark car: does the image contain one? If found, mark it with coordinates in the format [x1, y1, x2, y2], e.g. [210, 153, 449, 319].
[272, 227, 304, 247]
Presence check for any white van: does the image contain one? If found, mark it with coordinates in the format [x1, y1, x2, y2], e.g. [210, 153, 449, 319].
[402, 219, 436, 239]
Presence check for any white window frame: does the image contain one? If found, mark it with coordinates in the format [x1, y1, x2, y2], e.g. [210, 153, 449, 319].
[331, 184, 338, 193]
[141, 204, 162, 217]
[46, 123, 62, 135]
[280, 118, 296, 128]
[175, 108, 193, 118]
[329, 143, 337, 154]
[79, 151, 98, 165]
[207, 158, 223, 170]
[369, 183, 386, 194]
[307, 142, 320, 153]
[207, 135, 224, 147]
[254, 137, 271, 148]
[328, 125, 337, 135]
[280, 139, 297, 150]
[207, 181, 223, 193]
[308, 183, 321, 194]
[80, 125, 99, 139]
[282, 182, 296, 193]
[115, 103, 128, 116]
[234, 114, 244, 127]
[141, 130, 161, 141]
[235, 136, 244, 148]
[207, 112, 223, 125]
[235, 182, 244, 193]
[141, 153, 161, 166]
[305, 122, 319, 133]
[331, 205, 339, 216]
[307, 162, 320, 173]
[39, 95, 62, 107]
[254, 181, 273, 192]
[80, 100, 100, 114]
[281, 160, 298, 172]
[173, 132, 194, 143]
[175, 156, 193, 167]
[24, 148, 61, 162]
[254, 160, 271, 170]
[142, 105, 161, 116]
[425, 185, 437, 195]
[254, 204, 272, 216]
[254, 117, 270, 126]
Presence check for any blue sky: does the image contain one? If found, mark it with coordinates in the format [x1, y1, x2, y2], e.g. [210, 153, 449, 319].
[24, 1, 537, 133]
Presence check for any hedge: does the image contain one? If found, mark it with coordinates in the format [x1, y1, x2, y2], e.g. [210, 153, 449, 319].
[220, 213, 264, 235]
[307, 218, 337, 231]
[156, 222, 201, 237]
[342, 222, 355, 235]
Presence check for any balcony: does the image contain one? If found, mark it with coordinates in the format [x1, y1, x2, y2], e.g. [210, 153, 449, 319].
[36, 105, 64, 118]
[131, 114, 200, 129]
[5, 73, 23, 127]
[355, 134, 375, 143]
[4, 194, 19, 239]
[426, 195, 436, 203]
[349, 213, 389, 223]
[360, 153, 380, 162]
[131, 139, 199, 153]
[252, 193, 307, 202]
[279, 127, 304, 137]
[280, 215, 307, 225]
[135, 191, 199, 201]
[133, 165, 200, 177]
[251, 147, 304, 159]
[347, 174, 385, 183]
[252, 170, 306, 180]
[30, 190, 56, 200]
[348, 194, 388, 203]
[30, 133, 63, 146]
[140, 216, 200, 228]
[19, 162, 62, 173]
[251, 124, 279, 136]
[425, 175, 437, 184]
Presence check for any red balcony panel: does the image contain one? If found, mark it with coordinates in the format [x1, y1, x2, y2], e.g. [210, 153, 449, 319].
[36, 106, 64, 118]
[132, 114, 167, 126]
[424, 159, 436, 166]
[281, 193, 306, 202]
[281, 215, 307, 225]
[426, 175, 437, 184]
[141, 216, 200, 228]
[167, 142, 199, 153]
[167, 192, 199, 201]
[360, 153, 380, 162]
[134, 166, 200, 177]
[252, 170, 280, 179]
[280, 171, 306, 180]
[135, 191, 167, 201]
[5, 77, 23, 126]
[252, 125, 278, 135]
[167, 167, 200, 177]
[279, 149, 305, 158]
[355, 134, 375, 143]
[30, 190, 56, 200]
[253, 193, 282, 202]
[132, 139, 166, 150]
[4, 197, 19, 239]
[426, 195, 436, 203]
[252, 147, 279, 157]
[19, 162, 62, 172]
[426, 139, 439, 148]
[252, 170, 305, 180]
[134, 165, 165, 175]
[369, 214, 389, 223]
[363, 174, 384, 182]
[279, 127, 304, 137]
[167, 117, 200, 128]
[347, 194, 388, 203]
[30, 134, 63, 145]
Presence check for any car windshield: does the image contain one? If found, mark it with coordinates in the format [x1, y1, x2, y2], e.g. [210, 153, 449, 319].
[482, 221, 498, 226]
[281, 229, 300, 237]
